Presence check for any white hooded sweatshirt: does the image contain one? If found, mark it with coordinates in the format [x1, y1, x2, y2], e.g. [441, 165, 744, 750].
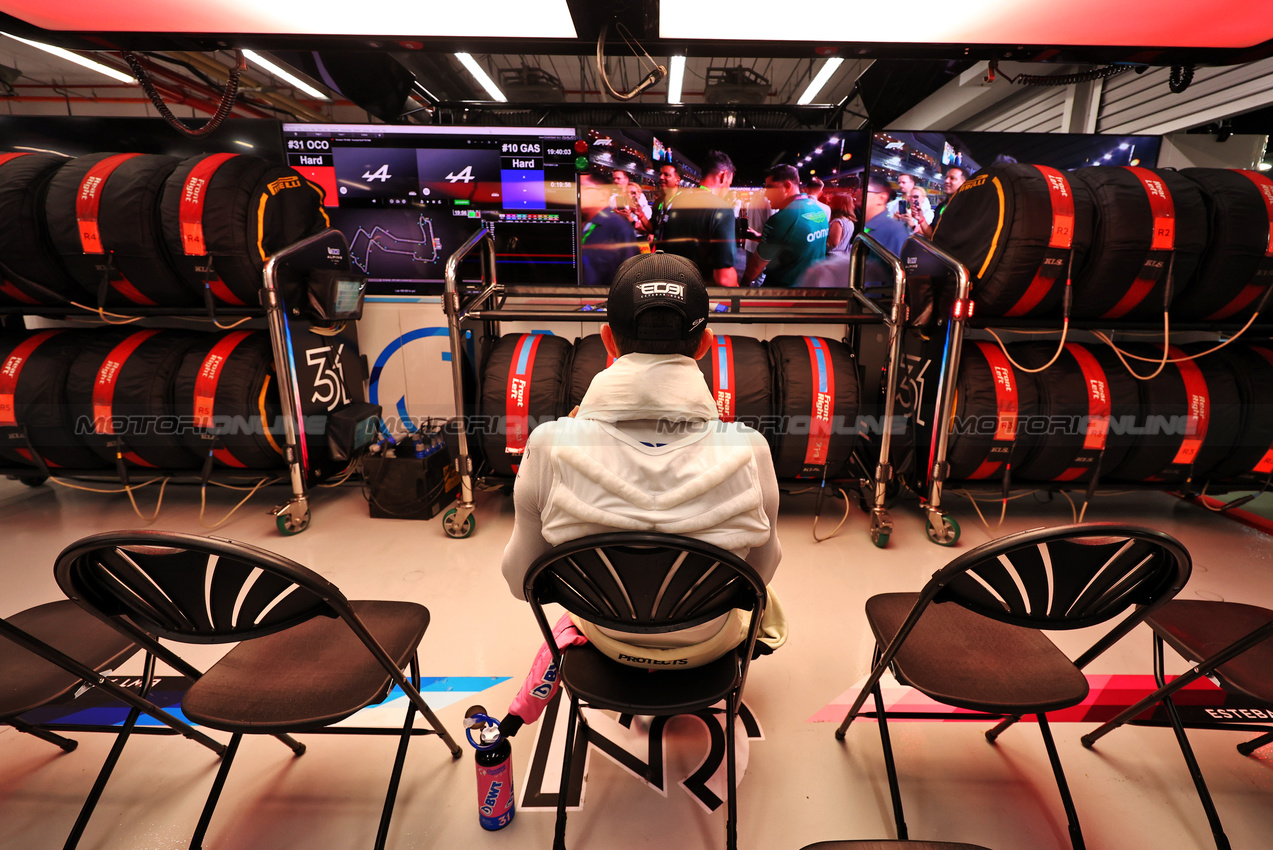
[500, 352, 782, 642]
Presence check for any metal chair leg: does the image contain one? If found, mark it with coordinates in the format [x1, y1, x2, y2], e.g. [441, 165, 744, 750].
[553, 693, 581, 850]
[986, 714, 1022, 743]
[63, 705, 142, 850]
[1152, 636, 1231, 850]
[871, 677, 908, 840]
[7, 717, 78, 752]
[1036, 714, 1085, 850]
[726, 692, 738, 850]
[375, 659, 422, 850]
[189, 733, 242, 850]
[1237, 729, 1273, 756]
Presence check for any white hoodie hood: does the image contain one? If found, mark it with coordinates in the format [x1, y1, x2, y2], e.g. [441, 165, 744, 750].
[536, 353, 772, 554]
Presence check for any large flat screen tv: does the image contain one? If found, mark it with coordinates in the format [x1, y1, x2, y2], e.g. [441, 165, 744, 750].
[282, 123, 580, 296]
[579, 128, 871, 288]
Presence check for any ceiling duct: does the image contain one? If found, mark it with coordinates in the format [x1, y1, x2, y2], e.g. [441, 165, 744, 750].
[704, 66, 770, 104]
[497, 66, 566, 101]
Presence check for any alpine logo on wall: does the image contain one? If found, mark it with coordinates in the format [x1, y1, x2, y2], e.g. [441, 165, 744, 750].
[519, 690, 764, 814]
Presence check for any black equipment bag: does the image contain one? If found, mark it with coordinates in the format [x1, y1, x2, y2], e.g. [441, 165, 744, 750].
[567, 334, 614, 412]
[1184, 343, 1273, 485]
[66, 329, 204, 469]
[0, 152, 84, 305]
[1104, 343, 1239, 484]
[930, 163, 1094, 319]
[477, 333, 572, 478]
[1011, 342, 1138, 484]
[160, 154, 330, 307]
[1171, 168, 1273, 322]
[1069, 166, 1208, 320]
[697, 334, 773, 436]
[769, 335, 860, 479]
[173, 331, 286, 469]
[940, 340, 1040, 482]
[0, 329, 106, 469]
[45, 153, 196, 307]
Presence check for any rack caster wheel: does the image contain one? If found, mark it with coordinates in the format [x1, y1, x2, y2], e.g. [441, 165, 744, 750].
[871, 529, 890, 549]
[276, 509, 311, 536]
[17, 475, 48, 487]
[926, 514, 960, 546]
[443, 507, 475, 538]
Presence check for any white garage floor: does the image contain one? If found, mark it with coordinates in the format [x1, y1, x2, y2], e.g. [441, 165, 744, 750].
[2, 476, 1272, 850]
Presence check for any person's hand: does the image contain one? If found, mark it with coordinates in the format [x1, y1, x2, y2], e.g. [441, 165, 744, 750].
[896, 212, 914, 227]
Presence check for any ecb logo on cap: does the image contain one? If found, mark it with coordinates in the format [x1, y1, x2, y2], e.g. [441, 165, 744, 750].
[636, 281, 685, 301]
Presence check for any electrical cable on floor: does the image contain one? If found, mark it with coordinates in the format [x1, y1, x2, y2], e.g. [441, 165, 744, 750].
[1057, 489, 1078, 523]
[812, 486, 851, 542]
[1094, 310, 1259, 366]
[50, 475, 169, 522]
[986, 319, 1070, 373]
[199, 476, 273, 529]
[318, 464, 359, 487]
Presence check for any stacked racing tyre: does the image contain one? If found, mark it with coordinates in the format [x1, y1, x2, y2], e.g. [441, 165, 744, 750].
[566, 334, 614, 411]
[698, 334, 772, 435]
[1171, 168, 1273, 322]
[1010, 342, 1140, 484]
[160, 154, 330, 307]
[1103, 344, 1241, 484]
[0, 330, 106, 470]
[941, 340, 1040, 483]
[1181, 343, 1273, 486]
[1069, 166, 1208, 321]
[478, 333, 572, 477]
[931, 163, 1094, 319]
[768, 336, 860, 479]
[0, 152, 83, 305]
[66, 329, 204, 469]
[173, 331, 286, 469]
[44, 153, 195, 307]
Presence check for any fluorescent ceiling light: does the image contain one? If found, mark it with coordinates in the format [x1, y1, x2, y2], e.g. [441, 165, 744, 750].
[2, 31, 135, 84]
[0, 1, 577, 38]
[241, 49, 329, 100]
[668, 55, 686, 104]
[455, 53, 507, 102]
[659, 0, 1273, 49]
[796, 58, 843, 105]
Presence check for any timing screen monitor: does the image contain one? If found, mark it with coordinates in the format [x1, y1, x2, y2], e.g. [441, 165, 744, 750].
[580, 128, 870, 288]
[871, 130, 1163, 219]
[282, 124, 580, 295]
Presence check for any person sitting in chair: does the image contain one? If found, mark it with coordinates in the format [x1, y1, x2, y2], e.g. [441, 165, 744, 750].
[498, 252, 784, 731]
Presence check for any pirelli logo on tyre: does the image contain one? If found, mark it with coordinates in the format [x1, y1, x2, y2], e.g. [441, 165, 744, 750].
[267, 175, 303, 195]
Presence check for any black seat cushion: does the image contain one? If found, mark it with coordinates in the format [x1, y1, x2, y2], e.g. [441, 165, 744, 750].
[558, 643, 741, 715]
[865, 592, 1089, 713]
[182, 600, 428, 732]
[0, 600, 137, 717]
[1148, 599, 1273, 703]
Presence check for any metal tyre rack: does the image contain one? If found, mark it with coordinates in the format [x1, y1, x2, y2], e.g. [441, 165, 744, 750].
[0, 228, 363, 536]
[901, 235, 1273, 546]
[441, 224, 910, 546]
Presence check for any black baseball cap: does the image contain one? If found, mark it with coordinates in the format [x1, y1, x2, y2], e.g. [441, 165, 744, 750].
[606, 252, 709, 341]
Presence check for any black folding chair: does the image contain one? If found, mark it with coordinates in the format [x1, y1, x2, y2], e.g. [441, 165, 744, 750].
[54, 530, 463, 850]
[524, 532, 768, 850]
[834, 523, 1191, 850]
[2, 600, 225, 849]
[1081, 599, 1273, 850]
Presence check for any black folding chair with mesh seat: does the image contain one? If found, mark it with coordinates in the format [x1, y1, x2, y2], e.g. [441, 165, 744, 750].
[2, 600, 226, 848]
[1081, 600, 1273, 850]
[524, 532, 768, 850]
[54, 530, 463, 850]
[834, 523, 1191, 850]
